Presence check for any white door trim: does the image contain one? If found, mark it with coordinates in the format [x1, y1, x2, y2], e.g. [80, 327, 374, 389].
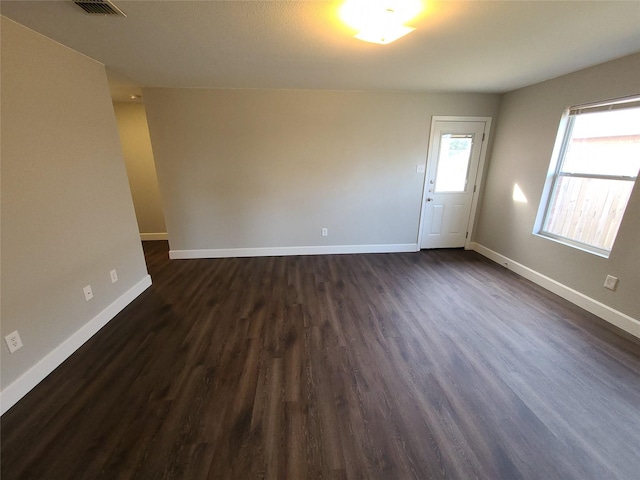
[417, 116, 492, 250]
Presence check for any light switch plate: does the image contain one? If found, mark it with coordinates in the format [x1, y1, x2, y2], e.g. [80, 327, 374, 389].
[83, 285, 93, 301]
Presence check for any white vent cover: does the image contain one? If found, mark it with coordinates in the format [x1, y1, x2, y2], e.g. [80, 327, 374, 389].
[74, 0, 126, 16]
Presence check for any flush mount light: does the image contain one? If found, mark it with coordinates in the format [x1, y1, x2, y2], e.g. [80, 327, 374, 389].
[340, 0, 423, 44]
[130, 94, 141, 100]
[354, 19, 415, 45]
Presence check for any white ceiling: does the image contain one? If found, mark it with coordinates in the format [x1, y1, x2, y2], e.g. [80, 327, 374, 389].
[2, 1, 639, 100]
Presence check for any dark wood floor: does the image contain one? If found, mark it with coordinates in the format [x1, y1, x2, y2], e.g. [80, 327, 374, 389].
[2, 242, 640, 480]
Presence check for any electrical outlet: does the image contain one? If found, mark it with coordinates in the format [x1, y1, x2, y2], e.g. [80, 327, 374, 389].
[110, 269, 118, 283]
[5, 331, 23, 354]
[321, 228, 328, 237]
[83, 285, 93, 301]
[416, 164, 426, 174]
[604, 275, 618, 291]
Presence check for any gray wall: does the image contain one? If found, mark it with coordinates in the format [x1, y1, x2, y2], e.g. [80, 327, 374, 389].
[1, 18, 149, 389]
[113, 102, 167, 237]
[475, 53, 640, 319]
[142, 88, 500, 251]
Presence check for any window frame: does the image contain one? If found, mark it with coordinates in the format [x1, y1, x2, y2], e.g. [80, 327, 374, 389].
[534, 96, 640, 258]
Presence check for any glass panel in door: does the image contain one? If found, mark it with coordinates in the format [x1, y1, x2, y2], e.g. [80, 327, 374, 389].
[434, 134, 473, 193]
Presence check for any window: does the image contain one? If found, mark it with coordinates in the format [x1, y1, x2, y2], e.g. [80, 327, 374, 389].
[434, 134, 474, 193]
[536, 97, 640, 257]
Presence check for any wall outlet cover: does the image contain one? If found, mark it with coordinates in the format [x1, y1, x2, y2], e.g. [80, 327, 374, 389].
[5, 331, 23, 354]
[603, 275, 618, 291]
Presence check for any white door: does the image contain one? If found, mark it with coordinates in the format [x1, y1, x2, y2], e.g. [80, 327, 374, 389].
[420, 119, 488, 249]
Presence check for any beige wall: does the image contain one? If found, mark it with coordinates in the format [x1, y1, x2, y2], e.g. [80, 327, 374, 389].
[1, 18, 149, 389]
[475, 53, 640, 320]
[142, 88, 500, 252]
[113, 102, 167, 237]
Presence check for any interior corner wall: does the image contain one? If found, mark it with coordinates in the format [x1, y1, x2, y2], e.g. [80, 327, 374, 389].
[142, 88, 500, 254]
[1, 18, 150, 394]
[112, 102, 167, 238]
[474, 53, 640, 321]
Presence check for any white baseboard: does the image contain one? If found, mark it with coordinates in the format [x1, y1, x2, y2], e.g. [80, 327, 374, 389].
[0, 275, 152, 416]
[169, 243, 419, 259]
[140, 232, 168, 241]
[469, 242, 640, 339]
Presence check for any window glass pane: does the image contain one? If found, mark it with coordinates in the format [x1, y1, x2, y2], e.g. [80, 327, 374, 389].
[543, 176, 634, 251]
[434, 134, 472, 192]
[563, 107, 640, 177]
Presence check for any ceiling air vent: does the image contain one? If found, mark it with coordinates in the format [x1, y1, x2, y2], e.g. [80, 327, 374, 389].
[74, 0, 126, 16]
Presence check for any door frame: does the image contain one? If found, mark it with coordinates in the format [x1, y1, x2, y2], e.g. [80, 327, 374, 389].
[417, 116, 492, 250]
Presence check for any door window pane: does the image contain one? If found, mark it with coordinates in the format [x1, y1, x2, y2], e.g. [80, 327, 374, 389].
[435, 134, 473, 192]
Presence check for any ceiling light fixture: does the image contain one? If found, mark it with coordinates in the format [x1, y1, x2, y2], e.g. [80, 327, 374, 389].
[340, 0, 423, 45]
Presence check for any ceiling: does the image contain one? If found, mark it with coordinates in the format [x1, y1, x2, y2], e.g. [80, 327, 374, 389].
[2, 1, 639, 101]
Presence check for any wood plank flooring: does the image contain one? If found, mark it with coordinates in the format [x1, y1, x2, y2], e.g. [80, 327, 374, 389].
[2, 242, 640, 479]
